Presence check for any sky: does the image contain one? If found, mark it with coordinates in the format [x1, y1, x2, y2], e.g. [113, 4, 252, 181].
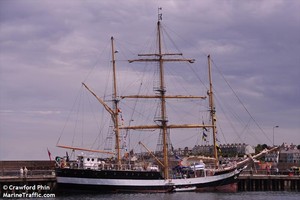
[0, 0, 299, 160]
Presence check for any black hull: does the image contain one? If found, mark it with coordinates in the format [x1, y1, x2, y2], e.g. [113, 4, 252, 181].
[57, 175, 238, 193]
[56, 167, 242, 193]
[56, 168, 164, 180]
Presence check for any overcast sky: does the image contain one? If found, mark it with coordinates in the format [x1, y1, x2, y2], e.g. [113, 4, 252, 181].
[0, 0, 299, 160]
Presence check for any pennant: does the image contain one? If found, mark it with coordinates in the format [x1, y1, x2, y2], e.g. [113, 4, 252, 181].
[120, 113, 124, 125]
[202, 121, 208, 131]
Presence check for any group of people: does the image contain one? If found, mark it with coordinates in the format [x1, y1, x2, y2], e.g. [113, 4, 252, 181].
[19, 166, 28, 178]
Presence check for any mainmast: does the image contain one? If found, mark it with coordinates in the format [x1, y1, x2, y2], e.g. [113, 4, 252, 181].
[125, 10, 197, 179]
[157, 18, 169, 179]
[207, 55, 218, 167]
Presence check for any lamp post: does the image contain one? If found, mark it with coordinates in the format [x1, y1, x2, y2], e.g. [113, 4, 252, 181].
[273, 125, 279, 146]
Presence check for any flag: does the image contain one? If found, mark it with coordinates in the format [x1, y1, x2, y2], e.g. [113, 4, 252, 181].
[47, 148, 52, 161]
[175, 155, 182, 160]
[202, 131, 207, 141]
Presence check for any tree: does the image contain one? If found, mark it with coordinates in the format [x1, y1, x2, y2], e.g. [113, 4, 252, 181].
[255, 144, 269, 161]
[255, 144, 263, 154]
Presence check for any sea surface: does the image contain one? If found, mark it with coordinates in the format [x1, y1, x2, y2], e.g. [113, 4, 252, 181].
[54, 192, 299, 200]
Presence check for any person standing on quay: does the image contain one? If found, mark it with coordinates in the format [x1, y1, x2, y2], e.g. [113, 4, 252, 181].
[24, 166, 28, 177]
[20, 167, 23, 178]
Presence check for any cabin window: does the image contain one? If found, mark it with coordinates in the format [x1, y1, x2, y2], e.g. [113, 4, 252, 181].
[198, 170, 205, 177]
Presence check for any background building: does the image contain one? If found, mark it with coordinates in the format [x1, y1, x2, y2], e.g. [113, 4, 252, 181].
[192, 143, 255, 157]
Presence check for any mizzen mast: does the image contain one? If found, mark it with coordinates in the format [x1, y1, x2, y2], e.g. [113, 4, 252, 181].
[81, 37, 122, 167]
[111, 36, 122, 166]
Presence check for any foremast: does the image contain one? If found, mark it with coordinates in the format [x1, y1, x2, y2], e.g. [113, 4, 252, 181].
[207, 55, 219, 167]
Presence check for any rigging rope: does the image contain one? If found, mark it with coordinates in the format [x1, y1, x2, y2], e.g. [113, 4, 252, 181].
[211, 58, 272, 144]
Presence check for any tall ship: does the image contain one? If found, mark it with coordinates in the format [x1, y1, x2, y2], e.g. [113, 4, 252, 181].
[55, 11, 276, 193]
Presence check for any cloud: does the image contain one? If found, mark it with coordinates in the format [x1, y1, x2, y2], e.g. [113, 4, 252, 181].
[0, 0, 299, 160]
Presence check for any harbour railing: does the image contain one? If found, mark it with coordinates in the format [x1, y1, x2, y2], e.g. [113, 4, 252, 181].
[0, 169, 55, 178]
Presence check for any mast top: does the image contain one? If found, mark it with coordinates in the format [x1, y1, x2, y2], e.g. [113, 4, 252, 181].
[158, 7, 163, 21]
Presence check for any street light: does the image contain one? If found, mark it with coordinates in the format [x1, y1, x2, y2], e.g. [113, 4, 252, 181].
[273, 125, 279, 146]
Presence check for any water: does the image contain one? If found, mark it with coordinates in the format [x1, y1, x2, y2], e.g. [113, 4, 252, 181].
[55, 192, 299, 200]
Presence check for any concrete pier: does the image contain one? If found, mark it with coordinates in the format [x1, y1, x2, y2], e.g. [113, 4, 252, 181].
[238, 174, 300, 191]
